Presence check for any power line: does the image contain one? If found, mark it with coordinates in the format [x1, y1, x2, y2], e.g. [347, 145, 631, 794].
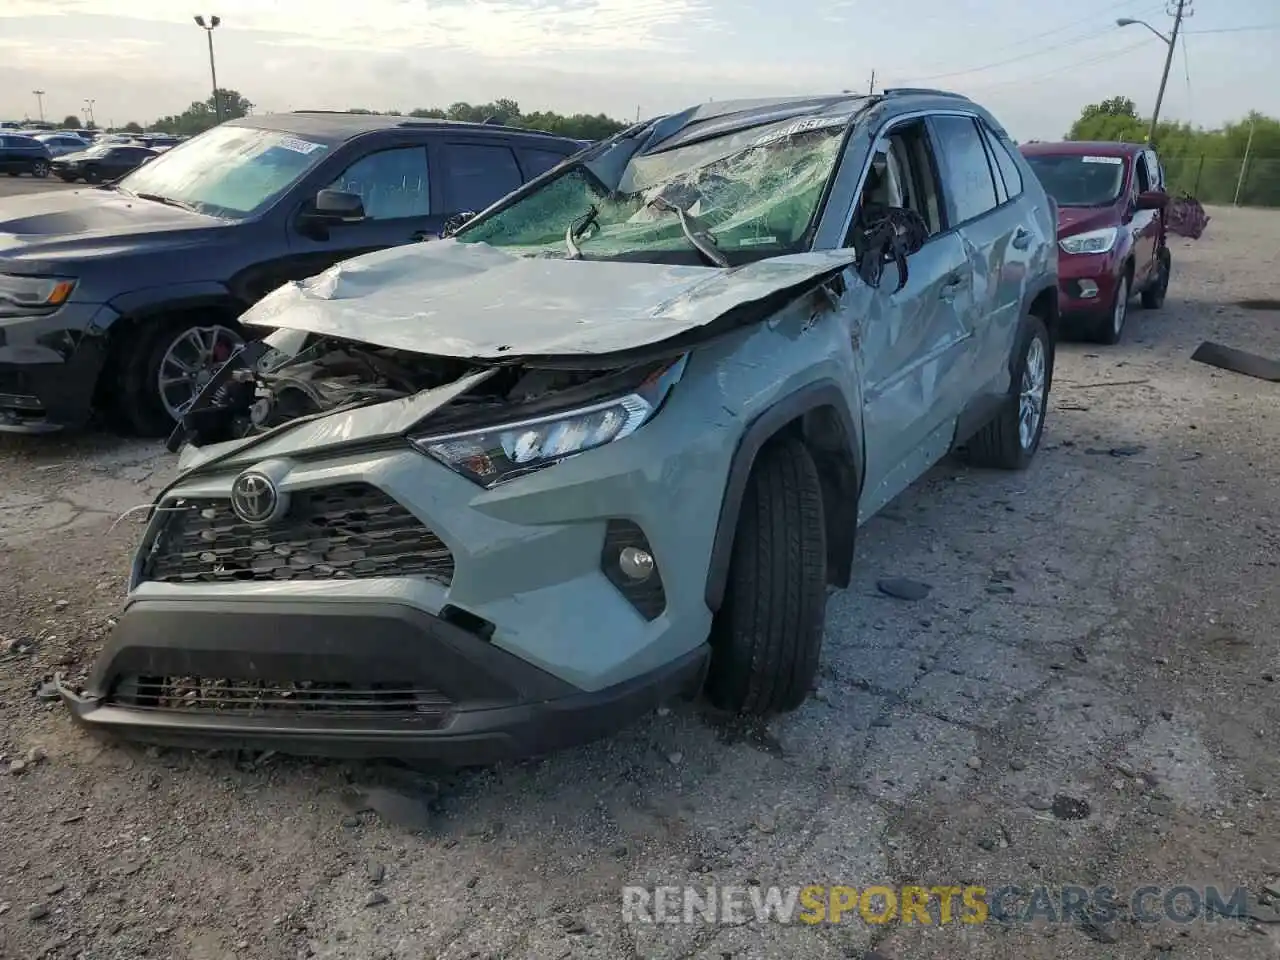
[1183, 24, 1280, 34]
[964, 0, 1162, 57]
[893, 2, 1166, 84]
[1179, 27, 1192, 125]
[959, 36, 1157, 93]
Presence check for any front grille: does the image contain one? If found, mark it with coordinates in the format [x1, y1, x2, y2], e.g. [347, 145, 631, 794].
[108, 675, 453, 723]
[141, 482, 455, 585]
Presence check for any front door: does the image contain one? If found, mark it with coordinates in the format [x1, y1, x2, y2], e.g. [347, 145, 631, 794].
[1129, 152, 1159, 287]
[852, 118, 977, 520]
[278, 143, 445, 297]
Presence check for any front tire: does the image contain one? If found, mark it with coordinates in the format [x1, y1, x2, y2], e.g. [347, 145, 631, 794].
[1141, 248, 1171, 309]
[1093, 270, 1130, 345]
[705, 436, 828, 716]
[31, 160, 50, 179]
[85, 167, 102, 184]
[966, 313, 1052, 471]
[112, 317, 244, 437]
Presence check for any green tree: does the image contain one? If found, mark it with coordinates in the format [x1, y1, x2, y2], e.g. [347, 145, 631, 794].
[59, 115, 81, 129]
[123, 121, 144, 134]
[150, 88, 254, 136]
[1067, 96, 1144, 142]
[1065, 98, 1280, 206]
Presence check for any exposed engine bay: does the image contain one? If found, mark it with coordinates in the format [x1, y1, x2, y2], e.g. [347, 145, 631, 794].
[165, 332, 656, 453]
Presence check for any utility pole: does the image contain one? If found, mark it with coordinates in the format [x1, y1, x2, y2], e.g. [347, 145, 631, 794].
[1147, 0, 1186, 145]
[83, 98, 96, 128]
[868, 70, 876, 95]
[1233, 114, 1257, 207]
[194, 15, 223, 123]
[31, 90, 45, 122]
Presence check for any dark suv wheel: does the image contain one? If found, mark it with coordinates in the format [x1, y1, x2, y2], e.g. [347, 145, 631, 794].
[31, 159, 50, 179]
[113, 317, 244, 437]
[705, 436, 827, 715]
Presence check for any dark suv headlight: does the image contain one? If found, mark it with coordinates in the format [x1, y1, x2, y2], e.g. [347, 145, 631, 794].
[0, 274, 77, 314]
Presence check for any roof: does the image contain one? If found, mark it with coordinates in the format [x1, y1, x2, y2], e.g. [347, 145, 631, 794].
[228, 111, 579, 146]
[1019, 140, 1146, 158]
[634, 88, 978, 155]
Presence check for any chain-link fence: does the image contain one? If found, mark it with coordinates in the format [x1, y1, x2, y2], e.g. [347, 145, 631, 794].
[1161, 156, 1280, 208]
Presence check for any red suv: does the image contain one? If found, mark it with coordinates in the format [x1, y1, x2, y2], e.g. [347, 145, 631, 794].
[1019, 141, 1170, 345]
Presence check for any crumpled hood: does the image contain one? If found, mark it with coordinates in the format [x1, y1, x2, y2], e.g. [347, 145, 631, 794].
[242, 239, 858, 359]
[0, 187, 216, 262]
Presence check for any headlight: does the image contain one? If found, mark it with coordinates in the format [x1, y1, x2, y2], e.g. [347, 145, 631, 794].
[410, 355, 687, 488]
[1059, 227, 1118, 256]
[0, 274, 77, 310]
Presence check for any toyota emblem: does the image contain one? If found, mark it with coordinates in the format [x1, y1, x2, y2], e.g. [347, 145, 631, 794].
[230, 471, 282, 524]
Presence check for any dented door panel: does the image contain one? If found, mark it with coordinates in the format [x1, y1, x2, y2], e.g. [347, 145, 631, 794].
[855, 230, 973, 519]
[957, 200, 1026, 397]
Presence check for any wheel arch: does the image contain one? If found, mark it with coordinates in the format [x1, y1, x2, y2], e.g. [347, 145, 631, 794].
[704, 381, 863, 615]
[95, 284, 251, 411]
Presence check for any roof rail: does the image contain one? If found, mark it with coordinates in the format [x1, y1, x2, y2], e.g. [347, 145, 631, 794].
[880, 88, 971, 101]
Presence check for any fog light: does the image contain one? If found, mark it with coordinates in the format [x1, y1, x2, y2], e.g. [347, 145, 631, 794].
[618, 546, 655, 581]
[1078, 279, 1099, 299]
[601, 520, 666, 620]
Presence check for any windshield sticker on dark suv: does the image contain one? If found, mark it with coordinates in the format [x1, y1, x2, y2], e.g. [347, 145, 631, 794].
[277, 136, 324, 155]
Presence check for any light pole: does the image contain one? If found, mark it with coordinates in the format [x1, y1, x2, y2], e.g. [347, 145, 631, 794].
[193, 15, 223, 124]
[1117, 0, 1188, 146]
[31, 90, 45, 123]
[82, 98, 96, 128]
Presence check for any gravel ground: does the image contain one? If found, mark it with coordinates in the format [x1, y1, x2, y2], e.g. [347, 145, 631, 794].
[1, 205, 1278, 960]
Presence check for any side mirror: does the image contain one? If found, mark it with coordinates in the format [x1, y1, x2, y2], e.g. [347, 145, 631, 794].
[440, 210, 477, 238]
[1134, 189, 1169, 212]
[310, 189, 366, 223]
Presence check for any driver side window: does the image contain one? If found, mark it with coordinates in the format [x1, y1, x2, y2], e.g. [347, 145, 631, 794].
[327, 146, 431, 221]
[845, 119, 944, 248]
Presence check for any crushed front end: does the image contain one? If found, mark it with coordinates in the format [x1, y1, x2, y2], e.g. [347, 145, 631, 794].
[58, 331, 716, 762]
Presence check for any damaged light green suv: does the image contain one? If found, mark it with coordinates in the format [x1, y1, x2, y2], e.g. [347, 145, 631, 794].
[59, 90, 1059, 762]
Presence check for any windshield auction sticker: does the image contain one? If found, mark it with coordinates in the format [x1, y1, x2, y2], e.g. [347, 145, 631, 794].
[1081, 156, 1124, 164]
[276, 136, 324, 155]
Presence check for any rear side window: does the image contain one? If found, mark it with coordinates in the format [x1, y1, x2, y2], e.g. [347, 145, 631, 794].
[983, 125, 1024, 199]
[930, 115, 1000, 224]
[519, 147, 571, 180]
[442, 143, 523, 213]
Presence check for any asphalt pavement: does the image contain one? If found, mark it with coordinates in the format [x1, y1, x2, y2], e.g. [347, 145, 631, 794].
[0, 175, 81, 199]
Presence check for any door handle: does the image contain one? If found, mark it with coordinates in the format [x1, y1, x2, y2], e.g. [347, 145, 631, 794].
[939, 272, 968, 300]
[1012, 226, 1032, 250]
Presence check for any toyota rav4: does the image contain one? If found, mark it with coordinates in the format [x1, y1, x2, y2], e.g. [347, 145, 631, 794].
[60, 90, 1059, 763]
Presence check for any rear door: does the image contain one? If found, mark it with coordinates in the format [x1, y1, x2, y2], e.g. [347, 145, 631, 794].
[434, 139, 526, 220]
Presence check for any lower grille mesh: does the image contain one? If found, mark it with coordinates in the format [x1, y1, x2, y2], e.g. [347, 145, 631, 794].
[108, 676, 453, 723]
[141, 482, 454, 585]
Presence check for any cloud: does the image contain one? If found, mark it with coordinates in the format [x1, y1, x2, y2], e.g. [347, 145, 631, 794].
[0, 0, 716, 57]
[0, 36, 159, 72]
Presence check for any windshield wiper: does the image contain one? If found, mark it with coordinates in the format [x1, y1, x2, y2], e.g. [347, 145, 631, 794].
[134, 192, 200, 213]
[647, 196, 729, 268]
[564, 205, 599, 260]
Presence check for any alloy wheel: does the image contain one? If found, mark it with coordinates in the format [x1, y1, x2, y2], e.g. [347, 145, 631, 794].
[1018, 336, 1047, 450]
[156, 324, 243, 421]
[1112, 276, 1129, 337]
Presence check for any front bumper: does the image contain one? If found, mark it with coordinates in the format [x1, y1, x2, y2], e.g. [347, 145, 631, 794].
[58, 598, 709, 763]
[1056, 251, 1122, 326]
[0, 302, 115, 432]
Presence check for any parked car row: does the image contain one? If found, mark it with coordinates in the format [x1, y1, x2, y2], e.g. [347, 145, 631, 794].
[0, 128, 187, 181]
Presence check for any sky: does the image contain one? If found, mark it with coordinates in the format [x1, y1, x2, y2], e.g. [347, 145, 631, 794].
[0, 0, 1276, 141]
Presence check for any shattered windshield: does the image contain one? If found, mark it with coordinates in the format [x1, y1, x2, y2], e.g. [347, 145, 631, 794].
[455, 116, 848, 264]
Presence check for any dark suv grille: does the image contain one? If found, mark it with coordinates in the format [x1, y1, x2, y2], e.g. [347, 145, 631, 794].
[141, 483, 454, 585]
[108, 675, 453, 724]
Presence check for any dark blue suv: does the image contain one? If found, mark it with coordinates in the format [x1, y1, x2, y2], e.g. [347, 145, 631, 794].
[0, 134, 53, 179]
[0, 112, 582, 435]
